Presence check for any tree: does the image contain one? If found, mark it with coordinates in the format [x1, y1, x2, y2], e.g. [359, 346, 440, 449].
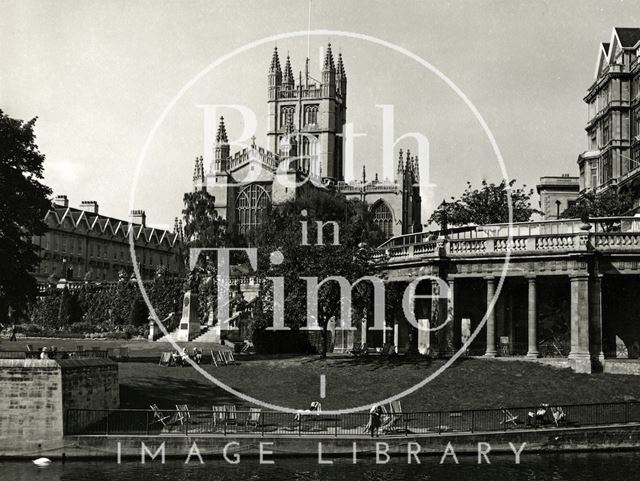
[182, 190, 229, 248]
[560, 189, 634, 221]
[429, 180, 539, 227]
[251, 189, 384, 357]
[0, 110, 52, 319]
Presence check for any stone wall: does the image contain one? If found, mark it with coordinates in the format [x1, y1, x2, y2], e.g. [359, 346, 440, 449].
[0, 359, 63, 448]
[0, 358, 119, 455]
[60, 359, 119, 425]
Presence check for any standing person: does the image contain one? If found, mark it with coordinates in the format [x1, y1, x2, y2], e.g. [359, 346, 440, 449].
[368, 404, 382, 437]
[9, 324, 17, 342]
[8, 307, 17, 342]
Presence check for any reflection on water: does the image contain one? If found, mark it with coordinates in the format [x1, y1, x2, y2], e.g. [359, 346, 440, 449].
[2, 452, 638, 481]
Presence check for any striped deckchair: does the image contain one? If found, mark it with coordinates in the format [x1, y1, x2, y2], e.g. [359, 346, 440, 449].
[212, 405, 226, 425]
[224, 405, 238, 425]
[158, 352, 172, 366]
[216, 351, 228, 366]
[246, 408, 262, 428]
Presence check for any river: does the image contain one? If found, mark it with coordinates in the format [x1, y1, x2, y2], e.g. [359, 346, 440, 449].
[2, 451, 638, 481]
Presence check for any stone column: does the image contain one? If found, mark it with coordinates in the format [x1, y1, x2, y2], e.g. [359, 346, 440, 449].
[484, 277, 497, 357]
[526, 276, 539, 359]
[589, 275, 604, 366]
[569, 274, 591, 373]
[432, 278, 455, 356]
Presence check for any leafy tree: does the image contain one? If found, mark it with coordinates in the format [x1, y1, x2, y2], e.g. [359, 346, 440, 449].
[560, 189, 634, 221]
[182, 190, 229, 248]
[251, 189, 384, 357]
[429, 180, 539, 227]
[0, 110, 52, 319]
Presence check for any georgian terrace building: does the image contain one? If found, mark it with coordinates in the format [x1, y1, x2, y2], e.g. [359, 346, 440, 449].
[31, 195, 183, 283]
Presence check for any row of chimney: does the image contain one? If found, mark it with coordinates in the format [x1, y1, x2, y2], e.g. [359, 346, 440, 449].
[53, 194, 146, 227]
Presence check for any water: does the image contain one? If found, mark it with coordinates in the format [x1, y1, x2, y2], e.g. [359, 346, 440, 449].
[2, 452, 638, 481]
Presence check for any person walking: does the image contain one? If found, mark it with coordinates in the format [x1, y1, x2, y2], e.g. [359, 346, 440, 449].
[368, 404, 382, 437]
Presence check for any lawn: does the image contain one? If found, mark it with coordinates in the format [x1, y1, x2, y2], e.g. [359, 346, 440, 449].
[5, 337, 640, 413]
[118, 356, 640, 413]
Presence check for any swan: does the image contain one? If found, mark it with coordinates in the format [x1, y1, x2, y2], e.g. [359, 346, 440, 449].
[32, 457, 51, 467]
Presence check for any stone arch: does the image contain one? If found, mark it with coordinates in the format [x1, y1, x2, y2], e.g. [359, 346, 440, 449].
[371, 200, 394, 239]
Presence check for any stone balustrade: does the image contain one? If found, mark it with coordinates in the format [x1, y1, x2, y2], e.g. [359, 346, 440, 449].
[376, 217, 640, 263]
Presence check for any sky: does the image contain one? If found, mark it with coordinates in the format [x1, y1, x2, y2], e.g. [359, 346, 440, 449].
[2, 0, 640, 228]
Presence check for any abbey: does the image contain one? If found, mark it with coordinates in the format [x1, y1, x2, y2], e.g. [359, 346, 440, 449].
[192, 44, 422, 239]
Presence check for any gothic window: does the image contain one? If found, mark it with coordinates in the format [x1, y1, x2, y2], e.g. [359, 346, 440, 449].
[371, 201, 394, 239]
[280, 106, 295, 127]
[304, 105, 319, 126]
[235, 184, 272, 235]
[299, 135, 319, 174]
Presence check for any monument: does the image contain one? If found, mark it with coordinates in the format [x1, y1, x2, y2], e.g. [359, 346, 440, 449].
[176, 290, 200, 341]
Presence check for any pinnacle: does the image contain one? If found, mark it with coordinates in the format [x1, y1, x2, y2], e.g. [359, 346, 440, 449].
[323, 42, 335, 70]
[283, 54, 294, 85]
[216, 116, 228, 143]
[269, 46, 282, 73]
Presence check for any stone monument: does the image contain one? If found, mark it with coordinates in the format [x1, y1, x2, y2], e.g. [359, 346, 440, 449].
[176, 290, 200, 341]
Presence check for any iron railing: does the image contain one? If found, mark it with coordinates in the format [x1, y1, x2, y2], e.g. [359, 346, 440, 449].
[64, 401, 640, 437]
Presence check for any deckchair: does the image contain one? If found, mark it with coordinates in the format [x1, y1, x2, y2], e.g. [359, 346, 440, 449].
[246, 408, 262, 428]
[210, 350, 219, 367]
[381, 343, 396, 357]
[224, 351, 239, 365]
[500, 407, 519, 427]
[382, 400, 406, 433]
[217, 351, 228, 366]
[150, 404, 171, 426]
[224, 405, 238, 425]
[550, 406, 566, 426]
[348, 342, 362, 355]
[175, 404, 190, 425]
[212, 405, 226, 425]
[214, 351, 227, 366]
[158, 352, 172, 366]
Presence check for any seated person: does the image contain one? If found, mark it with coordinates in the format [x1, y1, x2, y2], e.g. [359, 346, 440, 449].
[179, 349, 190, 366]
[192, 347, 202, 364]
[171, 350, 181, 366]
